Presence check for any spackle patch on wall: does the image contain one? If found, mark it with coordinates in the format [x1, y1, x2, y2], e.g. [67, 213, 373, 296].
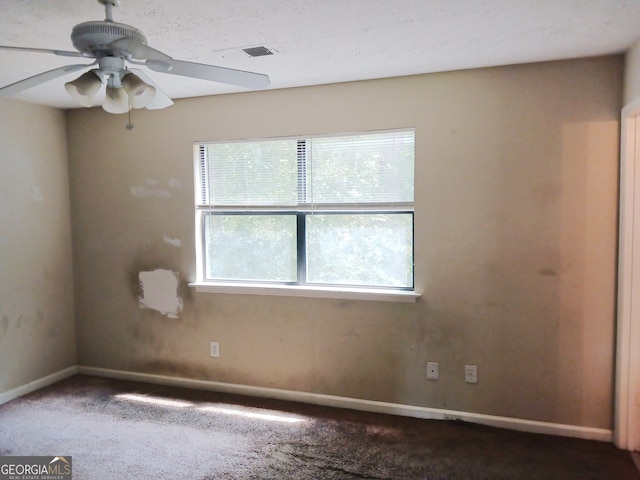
[30, 186, 43, 202]
[130, 186, 171, 199]
[138, 269, 183, 318]
[163, 235, 182, 248]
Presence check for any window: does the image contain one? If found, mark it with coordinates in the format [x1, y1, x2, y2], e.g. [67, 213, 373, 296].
[193, 129, 416, 299]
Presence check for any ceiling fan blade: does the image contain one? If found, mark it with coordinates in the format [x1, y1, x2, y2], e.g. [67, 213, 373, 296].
[0, 45, 87, 58]
[109, 38, 269, 89]
[0, 64, 91, 97]
[148, 59, 270, 89]
[108, 38, 172, 64]
[127, 68, 174, 110]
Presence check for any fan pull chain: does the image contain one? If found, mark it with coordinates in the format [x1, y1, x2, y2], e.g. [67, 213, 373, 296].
[126, 102, 134, 130]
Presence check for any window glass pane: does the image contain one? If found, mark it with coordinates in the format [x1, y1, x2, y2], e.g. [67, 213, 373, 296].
[306, 213, 413, 287]
[203, 140, 298, 206]
[205, 214, 297, 282]
[308, 130, 414, 204]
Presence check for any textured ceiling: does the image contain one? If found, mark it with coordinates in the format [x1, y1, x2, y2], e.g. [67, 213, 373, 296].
[1, 0, 640, 109]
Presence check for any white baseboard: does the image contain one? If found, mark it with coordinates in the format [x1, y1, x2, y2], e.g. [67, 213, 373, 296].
[0, 366, 78, 406]
[77, 365, 612, 442]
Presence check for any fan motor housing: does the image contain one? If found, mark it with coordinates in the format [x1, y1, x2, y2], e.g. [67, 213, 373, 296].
[71, 21, 147, 55]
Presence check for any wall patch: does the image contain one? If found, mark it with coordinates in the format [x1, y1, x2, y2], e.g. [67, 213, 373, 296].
[138, 269, 183, 318]
[30, 186, 43, 202]
[163, 235, 182, 248]
[130, 186, 171, 199]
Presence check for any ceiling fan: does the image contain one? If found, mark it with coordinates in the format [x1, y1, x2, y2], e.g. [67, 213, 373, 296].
[0, 0, 271, 114]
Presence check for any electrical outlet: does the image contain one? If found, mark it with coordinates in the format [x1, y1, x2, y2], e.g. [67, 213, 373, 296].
[210, 341, 220, 358]
[427, 362, 439, 380]
[465, 364, 478, 384]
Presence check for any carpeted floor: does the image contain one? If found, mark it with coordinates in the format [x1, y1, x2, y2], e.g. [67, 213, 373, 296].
[0, 375, 637, 480]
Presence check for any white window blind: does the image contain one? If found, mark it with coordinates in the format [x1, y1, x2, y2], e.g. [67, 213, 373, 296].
[200, 139, 298, 206]
[305, 131, 415, 204]
[198, 129, 415, 208]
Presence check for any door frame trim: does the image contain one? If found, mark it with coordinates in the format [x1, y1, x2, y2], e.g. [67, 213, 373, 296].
[615, 96, 640, 450]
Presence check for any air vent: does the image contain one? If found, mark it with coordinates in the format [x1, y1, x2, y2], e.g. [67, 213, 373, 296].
[242, 46, 274, 57]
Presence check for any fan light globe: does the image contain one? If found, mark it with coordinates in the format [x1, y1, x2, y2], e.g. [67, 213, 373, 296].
[103, 86, 129, 114]
[122, 73, 156, 109]
[64, 71, 102, 107]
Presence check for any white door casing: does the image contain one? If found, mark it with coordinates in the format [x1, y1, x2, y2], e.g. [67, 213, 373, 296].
[615, 97, 640, 451]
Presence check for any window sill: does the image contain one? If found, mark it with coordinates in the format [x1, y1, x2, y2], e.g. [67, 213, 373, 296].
[189, 282, 420, 303]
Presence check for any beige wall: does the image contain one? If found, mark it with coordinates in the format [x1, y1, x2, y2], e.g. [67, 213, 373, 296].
[67, 55, 622, 429]
[0, 98, 76, 393]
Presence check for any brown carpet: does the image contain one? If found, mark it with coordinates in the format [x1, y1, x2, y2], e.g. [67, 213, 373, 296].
[0, 375, 637, 480]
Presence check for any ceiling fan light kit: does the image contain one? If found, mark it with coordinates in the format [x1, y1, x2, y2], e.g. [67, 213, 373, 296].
[122, 73, 156, 109]
[0, 0, 270, 114]
[64, 70, 102, 107]
[104, 85, 129, 114]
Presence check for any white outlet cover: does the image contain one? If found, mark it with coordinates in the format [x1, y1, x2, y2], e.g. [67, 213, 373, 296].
[465, 364, 478, 383]
[427, 362, 439, 380]
[210, 341, 220, 358]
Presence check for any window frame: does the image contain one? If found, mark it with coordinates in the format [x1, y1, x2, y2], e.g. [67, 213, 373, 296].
[191, 129, 420, 303]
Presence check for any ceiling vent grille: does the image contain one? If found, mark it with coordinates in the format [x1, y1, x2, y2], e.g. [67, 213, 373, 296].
[242, 46, 275, 57]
